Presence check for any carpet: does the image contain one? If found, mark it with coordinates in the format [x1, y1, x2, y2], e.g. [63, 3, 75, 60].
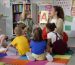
[0, 50, 73, 65]
[0, 62, 5, 65]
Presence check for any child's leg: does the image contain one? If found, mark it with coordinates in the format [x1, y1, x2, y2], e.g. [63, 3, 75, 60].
[26, 52, 35, 61]
[32, 53, 46, 60]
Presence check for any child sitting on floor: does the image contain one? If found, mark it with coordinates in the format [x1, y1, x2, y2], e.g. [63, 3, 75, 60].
[30, 27, 47, 60]
[5, 26, 30, 56]
[17, 22, 32, 41]
[0, 28, 8, 48]
[46, 23, 68, 54]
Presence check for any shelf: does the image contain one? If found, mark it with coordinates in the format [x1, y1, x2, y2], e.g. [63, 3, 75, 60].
[13, 22, 17, 24]
[13, 12, 22, 14]
[12, 3, 31, 5]
[12, 3, 32, 34]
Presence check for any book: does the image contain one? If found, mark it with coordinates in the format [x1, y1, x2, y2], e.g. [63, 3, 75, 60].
[26, 4, 30, 11]
[19, 5, 23, 12]
[15, 14, 20, 22]
[15, 5, 19, 12]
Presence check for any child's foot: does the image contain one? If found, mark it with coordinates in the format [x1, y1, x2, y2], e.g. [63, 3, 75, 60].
[46, 53, 53, 62]
[26, 52, 35, 61]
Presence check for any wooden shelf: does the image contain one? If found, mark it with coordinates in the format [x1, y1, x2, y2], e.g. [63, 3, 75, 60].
[12, 3, 31, 5]
[12, 3, 31, 34]
[13, 12, 22, 14]
[12, 3, 38, 34]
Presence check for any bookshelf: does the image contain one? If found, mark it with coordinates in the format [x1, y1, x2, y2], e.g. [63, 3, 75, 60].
[12, 3, 31, 30]
[12, 3, 38, 34]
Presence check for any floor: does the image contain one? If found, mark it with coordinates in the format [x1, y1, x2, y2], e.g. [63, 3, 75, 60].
[7, 37, 75, 65]
[67, 38, 75, 65]
[68, 48, 75, 65]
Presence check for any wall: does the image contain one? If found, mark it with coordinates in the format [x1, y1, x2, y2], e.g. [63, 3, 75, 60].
[31, 0, 75, 37]
[0, 0, 75, 37]
[0, 0, 13, 36]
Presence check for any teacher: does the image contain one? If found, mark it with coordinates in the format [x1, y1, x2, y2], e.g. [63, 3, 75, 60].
[42, 6, 64, 39]
[49, 6, 64, 36]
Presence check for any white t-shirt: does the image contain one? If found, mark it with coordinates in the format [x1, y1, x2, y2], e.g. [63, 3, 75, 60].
[47, 32, 60, 44]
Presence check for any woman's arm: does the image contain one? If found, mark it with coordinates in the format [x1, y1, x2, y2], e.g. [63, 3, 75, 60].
[20, 1, 26, 20]
[55, 18, 63, 35]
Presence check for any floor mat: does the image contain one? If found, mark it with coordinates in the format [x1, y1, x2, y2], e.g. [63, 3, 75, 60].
[53, 58, 69, 64]
[0, 49, 73, 65]
[54, 55, 72, 59]
[46, 62, 65, 65]
[0, 62, 5, 65]
[19, 55, 28, 60]
[4, 55, 20, 59]
[9, 59, 29, 65]
[27, 60, 47, 65]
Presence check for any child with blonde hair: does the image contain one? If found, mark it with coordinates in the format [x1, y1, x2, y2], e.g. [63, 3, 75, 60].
[5, 26, 30, 56]
[17, 22, 31, 41]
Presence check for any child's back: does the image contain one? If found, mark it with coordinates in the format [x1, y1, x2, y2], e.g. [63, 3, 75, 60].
[30, 27, 47, 60]
[46, 23, 68, 54]
[47, 32, 60, 44]
[30, 40, 46, 55]
[11, 35, 30, 55]
[6, 26, 30, 56]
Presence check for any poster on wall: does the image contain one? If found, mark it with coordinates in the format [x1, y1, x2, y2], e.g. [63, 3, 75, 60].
[40, 11, 49, 23]
[45, 5, 52, 14]
[71, 0, 75, 16]
[53, 0, 72, 16]
[31, 0, 53, 4]
[65, 15, 73, 22]
[3, 0, 10, 8]
[71, 7, 75, 16]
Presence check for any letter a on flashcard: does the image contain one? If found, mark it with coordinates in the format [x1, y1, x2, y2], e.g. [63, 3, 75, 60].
[40, 11, 49, 23]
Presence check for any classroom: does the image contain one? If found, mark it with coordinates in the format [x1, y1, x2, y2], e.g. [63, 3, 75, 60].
[0, 0, 75, 65]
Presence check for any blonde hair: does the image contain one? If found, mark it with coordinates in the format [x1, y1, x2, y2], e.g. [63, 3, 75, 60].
[17, 22, 26, 30]
[14, 26, 22, 36]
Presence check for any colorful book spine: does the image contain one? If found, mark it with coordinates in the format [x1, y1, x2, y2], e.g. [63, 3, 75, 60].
[13, 5, 16, 13]
[16, 5, 19, 12]
[15, 14, 20, 22]
[19, 5, 23, 12]
[26, 5, 30, 11]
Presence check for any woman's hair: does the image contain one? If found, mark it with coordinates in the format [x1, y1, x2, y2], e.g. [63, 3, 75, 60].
[14, 26, 22, 36]
[53, 6, 64, 21]
[33, 27, 43, 41]
[46, 23, 56, 31]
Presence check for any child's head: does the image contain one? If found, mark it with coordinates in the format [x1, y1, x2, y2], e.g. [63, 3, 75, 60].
[14, 26, 22, 36]
[33, 27, 43, 41]
[46, 23, 56, 33]
[17, 22, 27, 35]
[17, 22, 26, 30]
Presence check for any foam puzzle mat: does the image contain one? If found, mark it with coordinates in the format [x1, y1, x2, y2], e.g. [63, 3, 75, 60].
[0, 50, 73, 65]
